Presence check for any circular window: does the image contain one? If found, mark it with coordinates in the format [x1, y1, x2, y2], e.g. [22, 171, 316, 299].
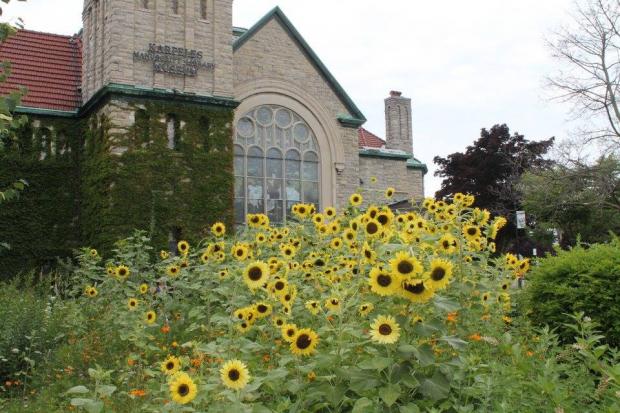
[237, 117, 255, 138]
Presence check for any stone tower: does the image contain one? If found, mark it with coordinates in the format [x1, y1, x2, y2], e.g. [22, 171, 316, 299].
[81, 0, 234, 103]
[384, 90, 413, 153]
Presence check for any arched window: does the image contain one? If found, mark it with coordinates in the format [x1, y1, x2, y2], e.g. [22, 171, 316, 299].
[166, 114, 178, 150]
[234, 104, 320, 224]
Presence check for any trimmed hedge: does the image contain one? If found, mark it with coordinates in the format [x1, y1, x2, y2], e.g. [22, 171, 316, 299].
[526, 239, 620, 347]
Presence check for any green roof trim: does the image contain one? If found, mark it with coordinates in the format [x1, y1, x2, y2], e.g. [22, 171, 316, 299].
[233, 26, 248, 37]
[359, 148, 412, 160]
[337, 115, 365, 128]
[15, 106, 79, 118]
[407, 157, 428, 175]
[80, 83, 240, 115]
[233, 6, 366, 125]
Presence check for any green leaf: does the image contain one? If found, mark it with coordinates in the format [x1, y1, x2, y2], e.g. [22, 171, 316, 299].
[412, 344, 435, 367]
[358, 356, 391, 371]
[440, 336, 468, 350]
[352, 397, 374, 413]
[399, 404, 421, 413]
[420, 370, 450, 401]
[66, 385, 90, 394]
[433, 295, 460, 312]
[96, 384, 116, 397]
[380, 383, 401, 407]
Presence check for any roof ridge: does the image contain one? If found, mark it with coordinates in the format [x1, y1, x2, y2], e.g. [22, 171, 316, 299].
[15, 28, 79, 39]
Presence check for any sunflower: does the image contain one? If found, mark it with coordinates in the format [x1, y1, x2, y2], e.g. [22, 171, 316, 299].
[127, 298, 139, 310]
[232, 244, 250, 261]
[160, 250, 170, 260]
[139, 283, 149, 294]
[269, 278, 288, 295]
[330, 238, 343, 249]
[116, 265, 130, 279]
[169, 372, 197, 405]
[89, 248, 98, 258]
[200, 250, 209, 264]
[145, 310, 157, 324]
[400, 279, 435, 303]
[385, 187, 395, 199]
[167, 265, 180, 277]
[220, 360, 250, 390]
[218, 268, 229, 279]
[106, 266, 116, 277]
[253, 302, 272, 319]
[324, 207, 337, 218]
[85, 286, 98, 297]
[272, 316, 285, 328]
[390, 251, 423, 278]
[305, 300, 321, 315]
[243, 261, 270, 290]
[369, 267, 400, 296]
[281, 323, 298, 342]
[425, 258, 453, 290]
[177, 240, 190, 256]
[349, 193, 363, 206]
[482, 292, 491, 303]
[438, 234, 458, 254]
[312, 213, 325, 226]
[290, 328, 319, 356]
[369, 315, 401, 344]
[363, 219, 382, 238]
[211, 222, 226, 237]
[361, 242, 377, 263]
[161, 355, 181, 375]
[324, 297, 341, 313]
[359, 302, 374, 316]
[462, 224, 481, 242]
[255, 232, 267, 243]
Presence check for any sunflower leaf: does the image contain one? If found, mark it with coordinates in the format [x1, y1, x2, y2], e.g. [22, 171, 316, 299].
[66, 385, 89, 394]
[433, 296, 460, 313]
[352, 397, 374, 413]
[419, 370, 450, 401]
[440, 335, 468, 350]
[380, 383, 401, 407]
[358, 356, 391, 371]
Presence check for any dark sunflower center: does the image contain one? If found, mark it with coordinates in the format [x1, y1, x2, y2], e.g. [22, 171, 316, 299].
[248, 267, 262, 281]
[366, 222, 378, 234]
[315, 259, 325, 266]
[361, 305, 368, 310]
[364, 250, 372, 259]
[228, 369, 240, 381]
[148, 313, 153, 319]
[251, 216, 260, 223]
[431, 267, 446, 281]
[377, 214, 388, 225]
[353, 196, 360, 203]
[377, 274, 392, 287]
[178, 384, 189, 396]
[296, 334, 311, 349]
[467, 228, 477, 236]
[403, 281, 425, 294]
[331, 299, 338, 305]
[299, 207, 306, 214]
[166, 362, 174, 370]
[502, 284, 508, 290]
[275, 281, 285, 290]
[397, 261, 414, 274]
[379, 323, 392, 335]
[257, 304, 268, 313]
[442, 241, 450, 249]
[119, 269, 127, 276]
[276, 320, 283, 326]
[287, 329, 295, 337]
[284, 294, 291, 301]
[236, 249, 244, 257]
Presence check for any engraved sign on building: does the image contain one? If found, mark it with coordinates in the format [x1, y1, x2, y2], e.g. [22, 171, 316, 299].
[133, 44, 216, 77]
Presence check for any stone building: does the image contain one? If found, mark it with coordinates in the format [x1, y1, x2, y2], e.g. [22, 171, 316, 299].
[0, 1, 426, 268]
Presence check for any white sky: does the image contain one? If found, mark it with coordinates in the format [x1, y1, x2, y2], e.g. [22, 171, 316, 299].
[4, 0, 578, 195]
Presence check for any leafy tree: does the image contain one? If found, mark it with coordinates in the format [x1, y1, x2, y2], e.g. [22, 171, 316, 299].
[521, 153, 620, 246]
[434, 124, 554, 253]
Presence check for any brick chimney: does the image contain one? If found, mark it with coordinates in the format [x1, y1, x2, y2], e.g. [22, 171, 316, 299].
[384, 90, 412, 153]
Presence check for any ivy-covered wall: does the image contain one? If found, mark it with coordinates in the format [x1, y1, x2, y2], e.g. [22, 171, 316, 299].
[0, 94, 235, 276]
[81, 96, 235, 252]
[0, 117, 83, 275]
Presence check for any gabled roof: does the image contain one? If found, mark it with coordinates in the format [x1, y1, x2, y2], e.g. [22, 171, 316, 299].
[0, 29, 82, 112]
[358, 127, 385, 149]
[233, 6, 366, 125]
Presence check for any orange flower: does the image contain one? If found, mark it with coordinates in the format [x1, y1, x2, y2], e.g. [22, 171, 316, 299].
[129, 389, 147, 397]
[191, 358, 203, 368]
[262, 354, 271, 362]
[446, 312, 458, 323]
[526, 351, 534, 357]
[127, 358, 136, 366]
[5, 381, 12, 387]
[161, 325, 171, 334]
[469, 333, 482, 341]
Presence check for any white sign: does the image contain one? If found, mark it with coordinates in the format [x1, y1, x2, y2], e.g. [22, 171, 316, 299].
[516, 210, 526, 229]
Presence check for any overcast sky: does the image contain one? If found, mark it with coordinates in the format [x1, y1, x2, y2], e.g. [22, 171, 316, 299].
[4, 0, 578, 195]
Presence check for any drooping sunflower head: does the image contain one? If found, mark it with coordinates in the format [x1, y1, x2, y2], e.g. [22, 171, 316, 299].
[369, 315, 401, 344]
[220, 360, 250, 390]
[290, 328, 319, 356]
[400, 279, 435, 303]
[160, 250, 170, 260]
[324, 297, 341, 313]
[390, 251, 423, 278]
[243, 261, 270, 290]
[305, 300, 321, 315]
[359, 302, 374, 316]
[169, 372, 197, 405]
[161, 355, 181, 375]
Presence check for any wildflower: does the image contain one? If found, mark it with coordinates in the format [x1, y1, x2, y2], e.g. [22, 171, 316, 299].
[116, 265, 130, 279]
[220, 360, 250, 390]
[390, 251, 423, 278]
[85, 286, 98, 297]
[349, 193, 363, 206]
[129, 389, 146, 397]
[369, 315, 401, 344]
[127, 298, 138, 310]
[305, 300, 321, 315]
[243, 261, 270, 290]
[177, 240, 189, 255]
[281, 323, 298, 343]
[359, 303, 374, 316]
[469, 333, 482, 341]
[160, 250, 170, 260]
[167, 265, 180, 277]
[169, 372, 197, 404]
[211, 222, 226, 237]
[161, 355, 181, 375]
[369, 267, 400, 296]
[139, 283, 149, 294]
[385, 187, 395, 199]
[426, 258, 453, 290]
[145, 310, 157, 324]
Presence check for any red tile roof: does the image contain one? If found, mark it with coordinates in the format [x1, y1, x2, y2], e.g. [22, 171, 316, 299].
[358, 127, 385, 148]
[0, 29, 82, 112]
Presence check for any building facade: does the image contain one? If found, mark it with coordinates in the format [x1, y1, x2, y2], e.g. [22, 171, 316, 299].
[0, 1, 426, 270]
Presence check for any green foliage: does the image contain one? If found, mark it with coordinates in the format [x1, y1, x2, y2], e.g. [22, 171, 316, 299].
[0, 274, 67, 385]
[526, 239, 620, 347]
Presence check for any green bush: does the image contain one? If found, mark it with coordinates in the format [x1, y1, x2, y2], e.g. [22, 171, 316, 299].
[526, 238, 620, 347]
[0, 276, 66, 384]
